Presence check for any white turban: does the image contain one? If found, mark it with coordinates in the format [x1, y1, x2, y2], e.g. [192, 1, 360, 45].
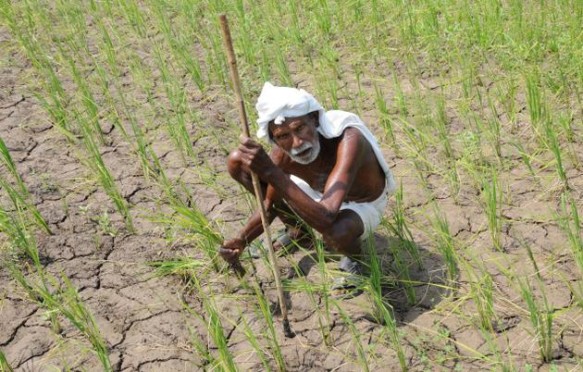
[255, 82, 325, 140]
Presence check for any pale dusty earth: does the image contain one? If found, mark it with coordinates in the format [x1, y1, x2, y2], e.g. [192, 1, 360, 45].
[1, 23, 583, 372]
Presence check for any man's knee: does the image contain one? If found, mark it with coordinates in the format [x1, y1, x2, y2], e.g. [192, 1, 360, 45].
[227, 150, 244, 178]
[322, 211, 364, 255]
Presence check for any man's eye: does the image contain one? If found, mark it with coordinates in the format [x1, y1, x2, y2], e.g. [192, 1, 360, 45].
[276, 134, 289, 141]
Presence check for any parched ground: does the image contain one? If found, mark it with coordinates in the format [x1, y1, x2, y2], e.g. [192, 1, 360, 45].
[1, 20, 583, 372]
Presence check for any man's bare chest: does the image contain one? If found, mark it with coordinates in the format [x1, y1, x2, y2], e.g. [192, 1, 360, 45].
[289, 161, 334, 193]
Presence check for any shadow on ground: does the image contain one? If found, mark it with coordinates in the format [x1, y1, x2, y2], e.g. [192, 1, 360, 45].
[255, 232, 452, 325]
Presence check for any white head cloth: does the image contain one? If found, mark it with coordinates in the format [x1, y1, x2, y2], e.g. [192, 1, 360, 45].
[255, 82, 325, 140]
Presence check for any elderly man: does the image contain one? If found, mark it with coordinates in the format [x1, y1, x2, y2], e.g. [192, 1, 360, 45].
[219, 82, 396, 287]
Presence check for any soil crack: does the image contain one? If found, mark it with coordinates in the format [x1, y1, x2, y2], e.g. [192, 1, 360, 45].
[0, 95, 25, 109]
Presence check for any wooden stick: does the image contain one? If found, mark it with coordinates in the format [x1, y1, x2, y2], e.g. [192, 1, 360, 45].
[219, 14, 294, 338]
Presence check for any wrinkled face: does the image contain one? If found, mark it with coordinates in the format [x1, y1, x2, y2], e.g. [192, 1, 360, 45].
[269, 113, 321, 165]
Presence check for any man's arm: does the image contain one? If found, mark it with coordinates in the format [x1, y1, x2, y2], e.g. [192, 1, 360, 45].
[239, 128, 367, 234]
[219, 174, 280, 263]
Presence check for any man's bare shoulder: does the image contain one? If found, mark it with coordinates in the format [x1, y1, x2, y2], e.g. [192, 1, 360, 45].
[337, 127, 370, 153]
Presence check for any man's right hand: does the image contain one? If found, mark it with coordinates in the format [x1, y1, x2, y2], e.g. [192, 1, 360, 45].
[218, 238, 246, 264]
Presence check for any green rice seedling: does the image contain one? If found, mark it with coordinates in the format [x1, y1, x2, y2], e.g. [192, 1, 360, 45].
[477, 325, 513, 372]
[185, 319, 213, 368]
[525, 73, 548, 145]
[42, 276, 112, 371]
[4, 43, 72, 140]
[58, 44, 106, 146]
[384, 229, 415, 306]
[494, 81, 519, 129]
[386, 184, 422, 270]
[363, 235, 407, 371]
[486, 98, 502, 160]
[518, 275, 554, 362]
[115, 0, 146, 38]
[75, 111, 134, 232]
[234, 311, 271, 371]
[470, 271, 495, 332]
[395, 118, 435, 178]
[0, 349, 13, 372]
[429, 209, 458, 283]
[392, 74, 408, 117]
[558, 112, 576, 144]
[6, 261, 112, 371]
[510, 142, 539, 184]
[557, 192, 583, 306]
[154, 263, 218, 367]
[189, 278, 238, 372]
[152, 47, 195, 163]
[274, 47, 293, 87]
[0, 139, 51, 234]
[374, 84, 395, 144]
[0, 1, 77, 141]
[149, 0, 205, 91]
[480, 169, 502, 251]
[207, 28, 229, 87]
[0, 207, 41, 266]
[149, 257, 207, 280]
[248, 276, 286, 371]
[153, 179, 223, 272]
[433, 94, 454, 162]
[558, 115, 581, 171]
[541, 115, 569, 189]
[283, 244, 334, 347]
[90, 53, 161, 182]
[331, 302, 370, 371]
[92, 12, 121, 78]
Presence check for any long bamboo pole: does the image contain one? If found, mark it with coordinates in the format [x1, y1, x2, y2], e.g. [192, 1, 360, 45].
[219, 14, 294, 338]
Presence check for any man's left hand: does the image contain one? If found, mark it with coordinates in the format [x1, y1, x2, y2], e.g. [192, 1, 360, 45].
[238, 135, 274, 179]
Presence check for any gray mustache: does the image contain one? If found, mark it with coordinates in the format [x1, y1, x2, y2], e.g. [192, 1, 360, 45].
[290, 143, 313, 156]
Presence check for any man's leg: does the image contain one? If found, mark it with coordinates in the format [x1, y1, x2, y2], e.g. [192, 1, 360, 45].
[322, 210, 365, 257]
[324, 210, 367, 296]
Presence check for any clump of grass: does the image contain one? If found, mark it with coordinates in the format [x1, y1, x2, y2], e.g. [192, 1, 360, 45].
[0, 138, 51, 235]
[518, 243, 555, 362]
[470, 270, 496, 332]
[152, 178, 223, 272]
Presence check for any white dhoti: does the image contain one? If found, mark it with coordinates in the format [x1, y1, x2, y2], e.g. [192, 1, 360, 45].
[290, 175, 391, 240]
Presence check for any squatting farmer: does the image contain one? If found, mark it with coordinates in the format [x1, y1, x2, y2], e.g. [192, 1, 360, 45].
[219, 82, 396, 292]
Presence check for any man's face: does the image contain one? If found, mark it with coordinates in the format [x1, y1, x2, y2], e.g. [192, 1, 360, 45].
[269, 113, 320, 165]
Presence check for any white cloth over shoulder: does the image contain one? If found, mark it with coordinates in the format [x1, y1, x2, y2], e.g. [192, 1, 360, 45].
[255, 82, 396, 196]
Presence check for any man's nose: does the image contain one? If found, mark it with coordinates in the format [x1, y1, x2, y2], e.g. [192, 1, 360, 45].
[292, 135, 303, 149]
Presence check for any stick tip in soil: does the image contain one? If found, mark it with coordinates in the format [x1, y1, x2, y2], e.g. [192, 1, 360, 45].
[283, 319, 295, 338]
[230, 261, 246, 278]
